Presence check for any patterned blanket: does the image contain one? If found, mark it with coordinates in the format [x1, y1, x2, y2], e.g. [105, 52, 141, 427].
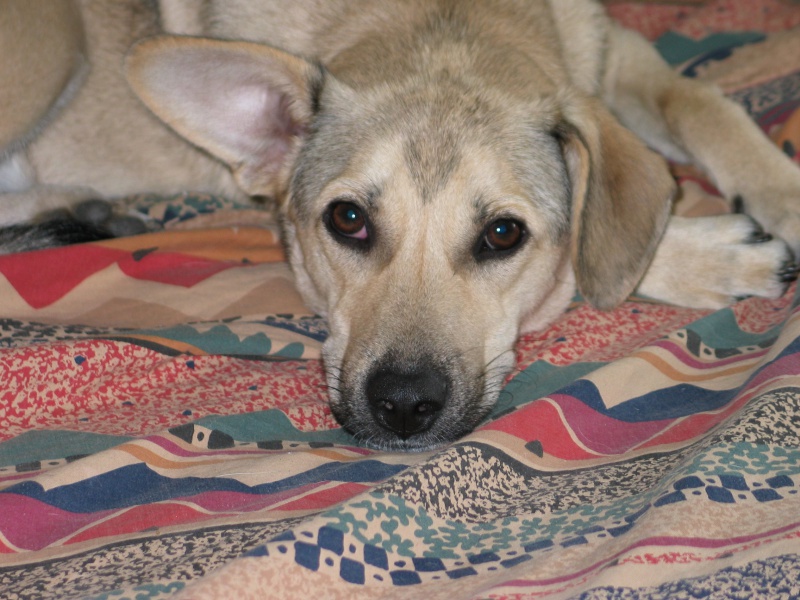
[2, 2, 800, 598]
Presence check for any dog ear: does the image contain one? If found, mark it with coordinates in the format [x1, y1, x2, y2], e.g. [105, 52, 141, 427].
[126, 36, 327, 198]
[557, 97, 675, 310]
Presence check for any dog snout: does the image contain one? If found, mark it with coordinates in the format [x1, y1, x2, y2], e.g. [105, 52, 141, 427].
[365, 365, 448, 440]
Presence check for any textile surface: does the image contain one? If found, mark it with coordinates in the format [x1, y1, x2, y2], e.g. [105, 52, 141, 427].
[2, 2, 800, 598]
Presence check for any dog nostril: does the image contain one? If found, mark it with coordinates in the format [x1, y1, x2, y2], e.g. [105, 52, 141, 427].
[383, 400, 435, 414]
[366, 367, 448, 440]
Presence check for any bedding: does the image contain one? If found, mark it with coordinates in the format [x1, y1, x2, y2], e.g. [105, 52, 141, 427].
[2, 1, 800, 598]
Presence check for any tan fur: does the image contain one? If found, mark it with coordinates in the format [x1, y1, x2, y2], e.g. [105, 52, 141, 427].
[3, 0, 799, 449]
[0, 0, 244, 224]
[0, 0, 86, 197]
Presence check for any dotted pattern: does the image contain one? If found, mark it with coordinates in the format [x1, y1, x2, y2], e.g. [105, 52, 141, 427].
[248, 471, 799, 587]
[655, 474, 799, 507]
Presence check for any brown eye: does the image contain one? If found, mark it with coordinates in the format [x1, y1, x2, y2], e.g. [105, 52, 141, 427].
[485, 219, 521, 250]
[476, 218, 526, 260]
[325, 201, 370, 246]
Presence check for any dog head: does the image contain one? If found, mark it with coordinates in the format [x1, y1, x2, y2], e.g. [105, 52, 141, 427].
[127, 36, 673, 450]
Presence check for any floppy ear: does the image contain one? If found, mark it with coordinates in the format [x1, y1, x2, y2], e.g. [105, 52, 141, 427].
[558, 97, 675, 310]
[125, 36, 326, 198]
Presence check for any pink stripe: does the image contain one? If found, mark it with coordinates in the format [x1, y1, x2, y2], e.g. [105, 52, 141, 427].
[551, 394, 672, 454]
[497, 521, 800, 589]
[636, 357, 799, 450]
[184, 483, 325, 512]
[144, 434, 374, 459]
[0, 494, 114, 551]
[143, 435, 273, 458]
[651, 339, 769, 370]
[740, 352, 800, 391]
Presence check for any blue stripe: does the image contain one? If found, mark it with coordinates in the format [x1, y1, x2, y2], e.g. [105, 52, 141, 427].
[0, 460, 408, 513]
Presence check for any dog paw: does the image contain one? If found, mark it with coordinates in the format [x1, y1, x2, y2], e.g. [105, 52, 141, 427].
[638, 214, 798, 309]
[733, 193, 800, 257]
[72, 199, 148, 237]
[0, 199, 150, 254]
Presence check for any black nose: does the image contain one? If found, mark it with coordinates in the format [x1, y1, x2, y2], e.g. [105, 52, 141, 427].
[366, 366, 448, 440]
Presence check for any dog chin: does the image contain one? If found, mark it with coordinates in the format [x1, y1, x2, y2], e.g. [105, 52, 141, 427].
[342, 416, 484, 453]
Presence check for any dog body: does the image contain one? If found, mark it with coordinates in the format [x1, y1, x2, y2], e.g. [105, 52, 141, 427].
[0, 0, 245, 227]
[3, 0, 800, 450]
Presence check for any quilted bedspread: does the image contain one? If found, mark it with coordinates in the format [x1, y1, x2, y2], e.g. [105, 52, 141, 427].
[3, 2, 800, 598]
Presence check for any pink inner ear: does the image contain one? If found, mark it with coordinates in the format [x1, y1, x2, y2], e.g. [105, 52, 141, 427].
[213, 79, 296, 156]
[130, 42, 310, 171]
[232, 84, 298, 166]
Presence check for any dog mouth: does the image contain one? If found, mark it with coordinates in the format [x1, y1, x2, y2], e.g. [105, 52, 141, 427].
[325, 350, 506, 451]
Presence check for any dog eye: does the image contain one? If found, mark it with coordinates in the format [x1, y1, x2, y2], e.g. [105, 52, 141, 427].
[476, 218, 525, 259]
[325, 201, 370, 245]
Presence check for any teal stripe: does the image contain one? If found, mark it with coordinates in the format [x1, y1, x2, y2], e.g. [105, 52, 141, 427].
[0, 430, 132, 467]
[656, 31, 766, 66]
[195, 409, 354, 445]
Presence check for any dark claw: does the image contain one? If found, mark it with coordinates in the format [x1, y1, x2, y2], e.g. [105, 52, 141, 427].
[73, 200, 148, 238]
[746, 231, 773, 244]
[778, 261, 800, 283]
[732, 195, 745, 214]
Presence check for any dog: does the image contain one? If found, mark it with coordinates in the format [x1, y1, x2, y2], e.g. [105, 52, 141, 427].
[2, 0, 800, 451]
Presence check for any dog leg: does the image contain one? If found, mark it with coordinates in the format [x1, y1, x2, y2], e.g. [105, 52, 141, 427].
[0, 185, 96, 227]
[602, 24, 800, 253]
[0, 186, 148, 254]
[0, 0, 86, 156]
[638, 214, 797, 308]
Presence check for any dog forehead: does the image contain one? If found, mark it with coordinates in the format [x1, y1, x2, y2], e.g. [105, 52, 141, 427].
[289, 81, 569, 229]
[376, 122, 570, 233]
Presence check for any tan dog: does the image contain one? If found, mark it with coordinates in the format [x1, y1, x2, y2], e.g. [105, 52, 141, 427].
[3, 0, 800, 450]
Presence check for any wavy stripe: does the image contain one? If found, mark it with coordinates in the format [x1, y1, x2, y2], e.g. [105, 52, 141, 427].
[2, 482, 373, 553]
[271, 482, 371, 512]
[557, 379, 735, 423]
[650, 338, 770, 370]
[635, 348, 764, 383]
[144, 435, 370, 463]
[541, 398, 606, 457]
[482, 399, 601, 460]
[634, 393, 752, 452]
[0, 494, 114, 551]
[0, 529, 24, 554]
[183, 483, 327, 512]
[493, 520, 800, 590]
[63, 501, 226, 547]
[550, 394, 672, 455]
[62, 488, 337, 549]
[637, 374, 795, 451]
[561, 345, 800, 425]
[583, 323, 800, 410]
[0, 460, 407, 514]
[0, 471, 44, 489]
[738, 350, 800, 393]
[106, 335, 209, 356]
[119, 441, 383, 486]
[95, 227, 283, 261]
[0, 245, 126, 309]
[105, 321, 322, 359]
[0, 228, 283, 309]
[500, 350, 800, 456]
[117, 443, 241, 470]
[0, 261, 302, 329]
